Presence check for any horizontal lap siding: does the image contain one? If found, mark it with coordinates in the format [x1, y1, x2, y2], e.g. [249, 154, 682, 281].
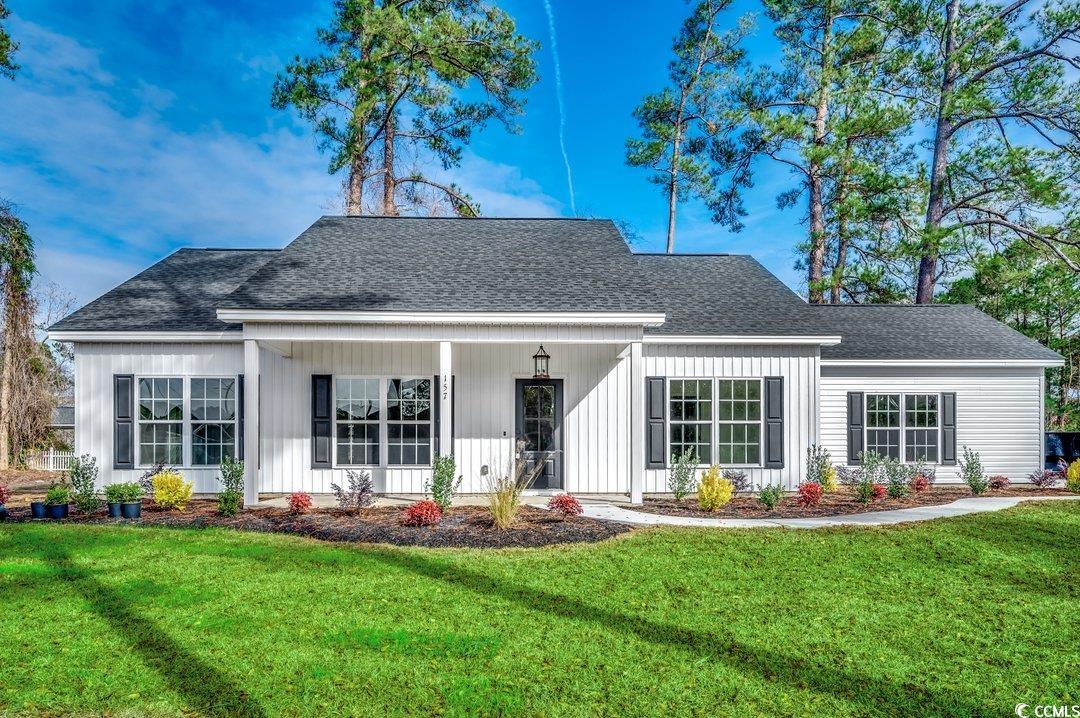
[643, 345, 820, 491]
[820, 366, 1043, 482]
[74, 342, 244, 492]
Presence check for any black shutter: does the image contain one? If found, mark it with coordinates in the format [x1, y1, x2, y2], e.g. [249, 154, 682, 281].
[311, 375, 332, 468]
[941, 392, 957, 465]
[763, 377, 784, 469]
[646, 377, 666, 469]
[433, 375, 455, 457]
[847, 392, 864, 465]
[237, 374, 244, 461]
[114, 374, 134, 469]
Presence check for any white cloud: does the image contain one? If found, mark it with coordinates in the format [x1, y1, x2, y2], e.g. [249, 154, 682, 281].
[2, 16, 564, 308]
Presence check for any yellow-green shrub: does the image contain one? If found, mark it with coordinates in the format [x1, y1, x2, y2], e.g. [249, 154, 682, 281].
[820, 465, 838, 493]
[1067, 460, 1080, 493]
[697, 466, 734, 511]
[152, 470, 193, 511]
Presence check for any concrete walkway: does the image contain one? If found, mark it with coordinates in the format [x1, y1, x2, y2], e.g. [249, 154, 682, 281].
[579, 494, 1080, 529]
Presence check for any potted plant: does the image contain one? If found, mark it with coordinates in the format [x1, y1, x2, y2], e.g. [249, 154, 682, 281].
[44, 484, 71, 519]
[30, 498, 46, 519]
[119, 482, 143, 519]
[0, 483, 9, 521]
[104, 483, 125, 518]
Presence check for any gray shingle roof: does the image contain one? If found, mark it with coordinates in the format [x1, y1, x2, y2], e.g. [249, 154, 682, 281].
[637, 254, 822, 336]
[219, 216, 661, 313]
[50, 248, 278, 333]
[814, 305, 1062, 362]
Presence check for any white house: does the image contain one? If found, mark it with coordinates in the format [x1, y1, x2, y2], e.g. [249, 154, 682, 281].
[49, 217, 1063, 505]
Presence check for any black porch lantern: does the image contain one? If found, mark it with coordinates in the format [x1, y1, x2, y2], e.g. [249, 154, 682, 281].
[532, 345, 550, 379]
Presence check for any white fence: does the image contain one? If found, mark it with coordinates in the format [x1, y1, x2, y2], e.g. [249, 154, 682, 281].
[28, 450, 74, 472]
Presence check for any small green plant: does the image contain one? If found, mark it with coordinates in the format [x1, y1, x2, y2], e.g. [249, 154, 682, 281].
[883, 457, 910, 499]
[217, 456, 245, 516]
[758, 484, 783, 510]
[959, 446, 988, 495]
[104, 483, 126, 504]
[805, 444, 832, 485]
[152, 470, 193, 511]
[487, 441, 545, 530]
[1067, 460, 1080, 493]
[427, 455, 463, 510]
[668, 448, 698, 501]
[697, 466, 733, 512]
[67, 454, 99, 514]
[44, 484, 70, 506]
[115, 482, 143, 503]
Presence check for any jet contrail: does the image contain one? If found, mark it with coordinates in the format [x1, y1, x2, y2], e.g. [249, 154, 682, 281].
[543, 0, 577, 216]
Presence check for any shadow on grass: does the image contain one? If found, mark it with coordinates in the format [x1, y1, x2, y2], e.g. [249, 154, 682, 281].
[25, 532, 266, 718]
[364, 547, 994, 717]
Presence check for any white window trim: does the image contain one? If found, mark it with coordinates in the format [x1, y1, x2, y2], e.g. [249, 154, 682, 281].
[864, 392, 941, 465]
[665, 377, 765, 469]
[135, 375, 240, 469]
[332, 375, 435, 469]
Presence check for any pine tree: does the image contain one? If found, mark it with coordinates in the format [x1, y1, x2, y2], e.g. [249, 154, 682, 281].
[0, 0, 17, 79]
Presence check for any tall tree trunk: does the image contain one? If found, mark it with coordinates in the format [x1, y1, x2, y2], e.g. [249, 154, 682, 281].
[806, 2, 834, 305]
[346, 157, 365, 216]
[666, 118, 684, 254]
[381, 111, 397, 216]
[0, 273, 15, 470]
[917, 0, 960, 304]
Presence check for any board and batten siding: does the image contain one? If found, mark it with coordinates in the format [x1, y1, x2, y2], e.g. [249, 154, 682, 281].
[820, 365, 1043, 482]
[643, 344, 820, 491]
[74, 342, 244, 492]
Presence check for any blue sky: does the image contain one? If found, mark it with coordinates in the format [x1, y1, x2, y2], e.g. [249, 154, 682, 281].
[2, 0, 802, 310]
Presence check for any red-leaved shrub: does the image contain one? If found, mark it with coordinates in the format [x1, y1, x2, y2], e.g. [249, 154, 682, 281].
[988, 475, 1010, 490]
[0, 484, 10, 505]
[402, 500, 442, 527]
[912, 475, 929, 493]
[288, 492, 313, 514]
[871, 483, 887, 500]
[547, 493, 583, 517]
[796, 482, 822, 507]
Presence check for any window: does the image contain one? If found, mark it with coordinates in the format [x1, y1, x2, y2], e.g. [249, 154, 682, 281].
[718, 379, 761, 465]
[904, 394, 939, 462]
[336, 378, 380, 465]
[138, 378, 183, 465]
[190, 378, 237, 466]
[669, 379, 712, 463]
[387, 378, 432, 466]
[866, 394, 901, 459]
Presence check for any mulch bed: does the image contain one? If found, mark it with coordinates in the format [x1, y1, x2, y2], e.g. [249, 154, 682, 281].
[0, 499, 632, 549]
[642, 485, 1077, 519]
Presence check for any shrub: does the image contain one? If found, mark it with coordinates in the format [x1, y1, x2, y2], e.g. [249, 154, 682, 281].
[820, 465, 838, 493]
[796, 481, 822, 507]
[104, 483, 126, 504]
[959, 446, 988, 495]
[427, 456, 462, 510]
[668, 448, 698, 501]
[909, 459, 936, 485]
[115, 482, 142, 503]
[67, 454, 99, 514]
[331, 469, 375, 509]
[883, 457, 909, 499]
[402, 500, 441, 527]
[854, 480, 876, 505]
[0, 483, 9, 506]
[547, 493, 583, 517]
[1067, 460, 1080, 493]
[1028, 468, 1060, 488]
[44, 484, 70, 506]
[758, 484, 783, 510]
[138, 461, 166, 498]
[288, 492, 313, 514]
[912, 475, 929, 493]
[488, 441, 544, 530]
[722, 469, 750, 493]
[871, 483, 887, 501]
[697, 467, 733, 512]
[805, 444, 832, 486]
[152, 470, 193, 511]
[988, 475, 1010, 490]
[835, 465, 862, 486]
[217, 456, 245, 517]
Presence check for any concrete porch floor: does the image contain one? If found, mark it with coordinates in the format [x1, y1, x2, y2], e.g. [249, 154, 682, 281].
[257, 493, 632, 508]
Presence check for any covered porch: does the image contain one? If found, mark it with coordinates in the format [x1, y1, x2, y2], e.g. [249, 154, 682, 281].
[237, 318, 650, 506]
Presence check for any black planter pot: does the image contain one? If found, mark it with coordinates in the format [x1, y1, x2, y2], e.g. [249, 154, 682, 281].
[0, 506, 7, 521]
[121, 502, 142, 519]
[30, 501, 46, 519]
[46, 503, 69, 520]
[107, 502, 122, 518]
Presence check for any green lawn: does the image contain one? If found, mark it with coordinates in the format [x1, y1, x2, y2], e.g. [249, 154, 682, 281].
[1, 503, 1077, 718]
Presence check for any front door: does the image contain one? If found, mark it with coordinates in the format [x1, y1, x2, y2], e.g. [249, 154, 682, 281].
[515, 379, 563, 489]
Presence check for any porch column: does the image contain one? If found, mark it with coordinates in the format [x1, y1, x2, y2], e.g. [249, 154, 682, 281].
[243, 338, 260, 507]
[630, 340, 644, 505]
[439, 341, 452, 457]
